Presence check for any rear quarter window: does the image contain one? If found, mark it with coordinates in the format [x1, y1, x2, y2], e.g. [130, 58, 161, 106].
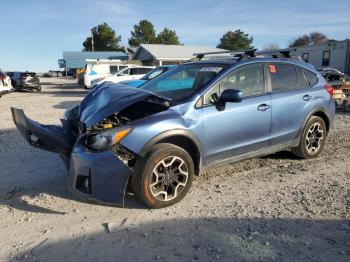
[303, 69, 318, 86]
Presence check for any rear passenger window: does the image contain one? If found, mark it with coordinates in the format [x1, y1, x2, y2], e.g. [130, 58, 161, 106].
[270, 63, 298, 92]
[303, 69, 318, 86]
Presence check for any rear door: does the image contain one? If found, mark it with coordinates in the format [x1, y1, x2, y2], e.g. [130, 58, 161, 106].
[268, 63, 317, 145]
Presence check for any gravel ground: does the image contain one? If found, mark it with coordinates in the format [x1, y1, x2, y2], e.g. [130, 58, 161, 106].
[0, 78, 349, 262]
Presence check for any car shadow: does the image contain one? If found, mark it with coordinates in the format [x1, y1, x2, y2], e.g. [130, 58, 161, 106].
[52, 100, 81, 110]
[261, 150, 300, 160]
[10, 217, 350, 261]
[38, 90, 88, 96]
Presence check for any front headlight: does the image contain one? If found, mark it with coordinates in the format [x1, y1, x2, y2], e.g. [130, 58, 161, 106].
[85, 127, 132, 151]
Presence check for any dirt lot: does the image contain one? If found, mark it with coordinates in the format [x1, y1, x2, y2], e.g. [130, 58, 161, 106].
[0, 78, 349, 262]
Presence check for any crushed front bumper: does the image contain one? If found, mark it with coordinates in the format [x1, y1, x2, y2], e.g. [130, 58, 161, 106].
[11, 108, 131, 206]
[69, 141, 131, 205]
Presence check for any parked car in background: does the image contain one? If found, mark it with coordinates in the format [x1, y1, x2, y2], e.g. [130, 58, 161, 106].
[11, 50, 335, 208]
[0, 71, 13, 96]
[317, 68, 350, 88]
[42, 71, 63, 77]
[318, 68, 350, 110]
[91, 65, 155, 88]
[12, 72, 41, 91]
[82, 60, 132, 89]
[118, 65, 175, 87]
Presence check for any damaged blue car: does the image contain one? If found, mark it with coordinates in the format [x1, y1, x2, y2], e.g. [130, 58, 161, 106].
[11, 50, 335, 208]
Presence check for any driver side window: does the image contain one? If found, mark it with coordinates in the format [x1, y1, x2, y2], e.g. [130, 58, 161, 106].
[203, 63, 265, 105]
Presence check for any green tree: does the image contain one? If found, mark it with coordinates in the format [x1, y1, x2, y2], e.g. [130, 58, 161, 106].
[128, 20, 157, 47]
[217, 30, 254, 50]
[83, 22, 124, 51]
[157, 28, 180, 45]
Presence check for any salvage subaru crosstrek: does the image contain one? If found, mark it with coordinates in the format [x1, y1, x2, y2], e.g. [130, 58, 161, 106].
[11, 50, 335, 208]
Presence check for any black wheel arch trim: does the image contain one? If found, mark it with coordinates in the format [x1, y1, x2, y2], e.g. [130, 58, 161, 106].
[139, 129, 204, 173]
[295, 107, 330, 145]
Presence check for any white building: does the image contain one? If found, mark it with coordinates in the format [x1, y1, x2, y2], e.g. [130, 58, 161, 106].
[289, 39, 350, 74]
[133, 44, 226, 66]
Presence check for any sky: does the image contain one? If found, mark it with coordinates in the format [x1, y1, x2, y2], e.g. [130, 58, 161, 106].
[1, 0, 350, 72]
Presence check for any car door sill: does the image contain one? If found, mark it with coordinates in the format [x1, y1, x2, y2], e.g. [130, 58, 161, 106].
[207, 140, 296, 170]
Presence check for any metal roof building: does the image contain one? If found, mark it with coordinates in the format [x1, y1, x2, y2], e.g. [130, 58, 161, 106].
[59, 51, 128, 69]
[133, 44, 226, 66]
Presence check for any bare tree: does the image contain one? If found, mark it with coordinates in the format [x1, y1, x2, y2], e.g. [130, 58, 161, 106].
[262, 43, 281, 51]
[289, 34, 310, 48]
[309, 31, 328, 45]
[289, 32, 328, 47]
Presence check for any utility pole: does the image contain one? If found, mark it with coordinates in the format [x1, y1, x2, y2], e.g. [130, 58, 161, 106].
[91, 30, 94, 52]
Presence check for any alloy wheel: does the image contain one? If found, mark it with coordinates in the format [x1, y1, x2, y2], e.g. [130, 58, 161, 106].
[149, 156, 188, 201]
[306, 122, 324, 154]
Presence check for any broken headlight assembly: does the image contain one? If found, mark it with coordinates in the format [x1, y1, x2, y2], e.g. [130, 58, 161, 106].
[85, 127, 132, 151]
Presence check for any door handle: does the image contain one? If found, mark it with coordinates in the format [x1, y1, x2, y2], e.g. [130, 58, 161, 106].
[258, 104, 270, 111]
[303, 94, 312, 101]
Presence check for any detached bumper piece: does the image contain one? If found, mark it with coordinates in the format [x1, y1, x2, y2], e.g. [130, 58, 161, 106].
[11, 107, 74, 154]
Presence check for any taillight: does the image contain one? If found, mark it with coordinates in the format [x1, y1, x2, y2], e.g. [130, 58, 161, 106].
[0, 73, 5, 80]
[325, 83, 333, 97]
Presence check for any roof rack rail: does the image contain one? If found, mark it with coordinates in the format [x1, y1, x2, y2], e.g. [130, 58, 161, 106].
[194, 49, 256, 60]
[194, 49, 302, 61]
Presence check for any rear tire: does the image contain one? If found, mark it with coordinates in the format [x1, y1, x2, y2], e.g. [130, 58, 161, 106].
[292, 116, 327, 159]
[132, 143, 194, 208]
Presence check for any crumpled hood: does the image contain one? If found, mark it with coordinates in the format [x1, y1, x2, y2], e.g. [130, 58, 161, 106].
[79, 81, 169, 127]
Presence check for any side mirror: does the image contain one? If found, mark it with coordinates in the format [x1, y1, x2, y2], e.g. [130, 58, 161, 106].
[219, 89, 242, 103]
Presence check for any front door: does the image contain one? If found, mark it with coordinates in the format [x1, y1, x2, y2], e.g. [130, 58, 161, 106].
[201, 63, 272, 164]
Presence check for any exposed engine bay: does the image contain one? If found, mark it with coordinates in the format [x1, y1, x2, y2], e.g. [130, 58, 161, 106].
[78, 97, 170, 166]
[85, 96, 170, 134]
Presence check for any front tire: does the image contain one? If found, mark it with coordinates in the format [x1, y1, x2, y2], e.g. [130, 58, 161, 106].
[292, 116, 327, 159]
[132, 143, 194, 208]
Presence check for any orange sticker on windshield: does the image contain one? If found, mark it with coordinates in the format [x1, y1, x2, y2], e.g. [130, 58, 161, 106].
[269, 64, 276, 73]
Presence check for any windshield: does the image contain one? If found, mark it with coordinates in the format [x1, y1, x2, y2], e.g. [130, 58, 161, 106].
[141, 67, 171, 81]
[140, 64, 227, 101]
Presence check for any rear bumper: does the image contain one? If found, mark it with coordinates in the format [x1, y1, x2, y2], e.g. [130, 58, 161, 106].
[17, 83, 40, 89]
[11, 108, 130, 206]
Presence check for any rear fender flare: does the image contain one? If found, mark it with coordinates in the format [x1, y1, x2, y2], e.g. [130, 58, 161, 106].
[294, 107, 330, 146]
